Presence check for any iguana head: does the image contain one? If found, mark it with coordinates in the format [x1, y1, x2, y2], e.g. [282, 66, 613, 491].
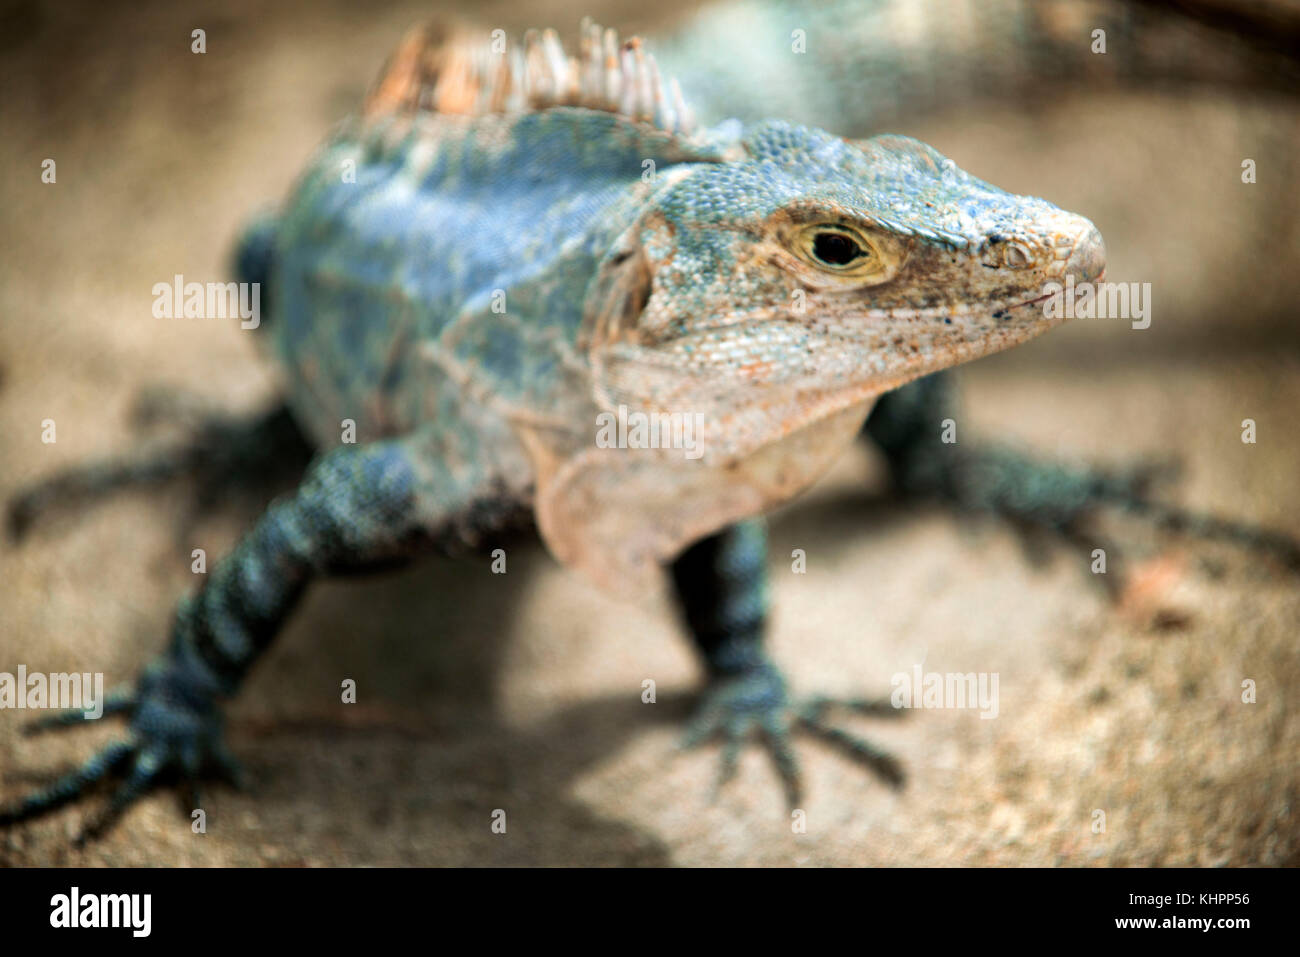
[588, 120, 1104, 462]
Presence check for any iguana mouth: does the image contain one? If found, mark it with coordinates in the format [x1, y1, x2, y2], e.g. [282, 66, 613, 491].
[873, 288, 1058, 320]
[1011, 289, 1057, 309]
[965, 264, 1108, 316]
[681, 285, 1084, 333]
[1002, 264, 1107, 312]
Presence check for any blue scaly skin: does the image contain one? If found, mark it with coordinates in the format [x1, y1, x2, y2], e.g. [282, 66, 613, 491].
[18, 12, 1279, 842]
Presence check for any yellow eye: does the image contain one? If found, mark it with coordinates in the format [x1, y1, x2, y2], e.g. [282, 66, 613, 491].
[776, 217, 904, 287]
[795, 224, 879, 277]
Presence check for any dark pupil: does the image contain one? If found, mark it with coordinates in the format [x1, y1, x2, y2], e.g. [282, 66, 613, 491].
[813, 232, 862, 266]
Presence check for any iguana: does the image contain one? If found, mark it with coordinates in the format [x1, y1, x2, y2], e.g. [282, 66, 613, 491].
[0, 18, 1103, 839]
[1, 9, 1288, 844]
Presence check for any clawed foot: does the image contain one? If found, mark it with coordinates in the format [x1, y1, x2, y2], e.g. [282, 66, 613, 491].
[901, 442, 1300, 591]
[0, 657, 241, 846]
[681, 658, 905, 806]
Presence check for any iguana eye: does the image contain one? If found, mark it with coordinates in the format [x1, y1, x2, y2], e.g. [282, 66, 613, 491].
[812, 231, 866, 267]
[779, 218, 903, 286]
[793, 223, 879, 276]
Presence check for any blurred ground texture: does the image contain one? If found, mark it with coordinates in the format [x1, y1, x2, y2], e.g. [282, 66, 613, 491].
[1, 0, 1298, 865]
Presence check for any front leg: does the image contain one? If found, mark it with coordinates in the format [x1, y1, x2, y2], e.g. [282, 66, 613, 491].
[0, 432, 493, 843]
[671, 519, 904, 806]
[865, 373, 1300, 585]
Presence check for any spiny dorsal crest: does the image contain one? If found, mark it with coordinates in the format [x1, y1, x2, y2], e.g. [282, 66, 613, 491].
[365, 17, 697, 136]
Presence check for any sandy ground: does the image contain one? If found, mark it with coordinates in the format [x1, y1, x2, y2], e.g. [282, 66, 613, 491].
[1, 0, 1298, 866]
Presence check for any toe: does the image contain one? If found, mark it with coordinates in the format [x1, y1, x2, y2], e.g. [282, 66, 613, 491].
[0, 739, 134, 827]
[74, 746, 168, 846]
[798, 717, 906, 789]
[757, 713, 802, 807]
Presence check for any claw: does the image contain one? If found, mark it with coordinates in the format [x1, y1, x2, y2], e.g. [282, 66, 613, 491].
[74, 747, 167, 846]
[683, 660, 903, 806]
[713, 734, 743, 797]
[800, 695, 902, 722]
[21, 689, 134, 735]
[679, 704, 723, 752]
[796, 716, 906, 789]
[209, 741, 248, 791]
[177, 741, 205, 820]
[1128, 500, 1300, 570]
[757, 721, 803, 808]
[2, 662, 241, 844]
[0, 740, 134, 828]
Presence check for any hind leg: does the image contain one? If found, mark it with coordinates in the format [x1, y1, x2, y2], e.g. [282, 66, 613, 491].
[8, 398, 314, 543]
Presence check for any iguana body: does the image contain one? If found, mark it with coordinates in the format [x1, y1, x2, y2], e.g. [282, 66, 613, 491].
[22, 8, 1300, 842]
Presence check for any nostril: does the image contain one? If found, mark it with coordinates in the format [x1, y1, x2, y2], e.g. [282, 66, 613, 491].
[1004, 242, 1032, 269]
[1065, 225, 1106, 283]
